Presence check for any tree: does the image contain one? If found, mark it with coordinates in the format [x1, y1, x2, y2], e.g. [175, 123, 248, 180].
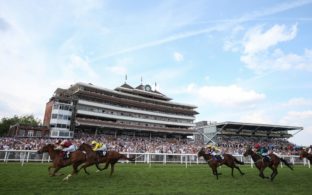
[0, 115, 41, 136]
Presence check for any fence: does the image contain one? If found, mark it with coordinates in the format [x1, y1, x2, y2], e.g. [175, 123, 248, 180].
[0, 150, 310, 168]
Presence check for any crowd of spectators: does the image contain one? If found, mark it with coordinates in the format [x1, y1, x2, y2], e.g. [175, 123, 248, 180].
[0, 133, 303, 155]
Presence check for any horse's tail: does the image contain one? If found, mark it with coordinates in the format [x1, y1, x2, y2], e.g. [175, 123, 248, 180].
[279, 157, 293, 171]
[233, 156, 244, 165]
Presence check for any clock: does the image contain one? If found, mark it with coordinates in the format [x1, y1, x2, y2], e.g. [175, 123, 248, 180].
[145, 85, 152, 91]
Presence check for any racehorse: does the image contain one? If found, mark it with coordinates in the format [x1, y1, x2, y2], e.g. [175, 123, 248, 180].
[197, 148, 245, 180]
[299, 149, 312, 164]
[243, 146, 293, 181]
[37, 144, 87, 178]
[78, 143, 135, 176]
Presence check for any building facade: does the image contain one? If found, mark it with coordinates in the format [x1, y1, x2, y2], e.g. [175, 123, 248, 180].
[8, 124, 49, 138]
[43, 82, 198, 138]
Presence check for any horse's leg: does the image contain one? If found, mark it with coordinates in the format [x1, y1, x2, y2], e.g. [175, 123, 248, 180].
[231, 167, 234, 177]
[214, 168, 219, 180]
[259, 167, 269, 179]
[234, 165, 245, 176]
[78, 163, 91, 175]
[210, 163, 219, 180]
[52, 167, 62, 177]
[48, 165, 53, 176]
[103, 161, 110, 170]
[270, 166, 278, 181]
[109, 163, 115, 177]
[63, 163, 80, 181]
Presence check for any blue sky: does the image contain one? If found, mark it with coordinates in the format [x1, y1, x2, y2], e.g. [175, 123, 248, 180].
[0, 0, 312, 146]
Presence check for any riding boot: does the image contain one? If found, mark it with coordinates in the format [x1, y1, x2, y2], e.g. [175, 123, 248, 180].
[264, 156, 270, 163]
[96, 151, 102, 157]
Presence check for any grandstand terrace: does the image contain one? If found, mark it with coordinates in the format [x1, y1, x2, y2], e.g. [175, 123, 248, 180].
[43, 82, 198, 139]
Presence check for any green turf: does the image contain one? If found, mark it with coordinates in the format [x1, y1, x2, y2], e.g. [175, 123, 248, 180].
[0, 163, 310, 195]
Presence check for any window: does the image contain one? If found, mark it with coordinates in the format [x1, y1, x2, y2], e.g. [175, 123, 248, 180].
[19, 130, 25, 136]
[36, 131, 42, 137]
[27, 130, 34, 137]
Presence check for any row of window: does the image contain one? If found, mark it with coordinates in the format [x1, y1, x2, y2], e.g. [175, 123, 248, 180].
[18, 130, 42, 137]
[80, 97, 193, 117]
[83, 87, 192, 111]
[53, 103, 72, 111]
[50, 123, 70, 129]
[51, 130, 74, 137]
[77, 105, 193, 124]
[51, 114, 71, 120]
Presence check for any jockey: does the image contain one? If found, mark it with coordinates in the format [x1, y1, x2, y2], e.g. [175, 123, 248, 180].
[308, 145, 312, 154]
[207, 144, 222, 161]
[91, 140, 107, 156]
[56, 140, 77, 159]
[255, 143, 270, 163]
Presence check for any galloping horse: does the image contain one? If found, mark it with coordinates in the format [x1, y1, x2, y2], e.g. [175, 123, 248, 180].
[243, 146, 293, 181]
[37, 144, 86, 177]
[299, 149, 312, 164]
[78, 143, 135, 176]
[197, 148, 245, 179]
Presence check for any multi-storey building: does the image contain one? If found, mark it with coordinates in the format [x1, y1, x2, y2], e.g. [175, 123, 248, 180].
[43, 82, 198, 138]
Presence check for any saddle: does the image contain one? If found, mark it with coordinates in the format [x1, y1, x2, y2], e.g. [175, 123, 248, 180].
[60, 151, 71, 160]
[96, 150, 107, 157]
[262, 156, 271, 163]
[213, 155, 223, 162]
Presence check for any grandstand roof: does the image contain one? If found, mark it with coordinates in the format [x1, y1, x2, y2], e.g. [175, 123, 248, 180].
[216, 121, 303, 132]
[213, 121, 303, 138]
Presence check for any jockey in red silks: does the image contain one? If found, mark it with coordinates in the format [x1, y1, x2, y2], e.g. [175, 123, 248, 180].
[308, 145, 312, 154]
[55, 140, 77, 159]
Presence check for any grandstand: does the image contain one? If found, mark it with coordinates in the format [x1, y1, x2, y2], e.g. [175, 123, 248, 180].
[43, 82, 198, 139]
[195, 121, 303, 146]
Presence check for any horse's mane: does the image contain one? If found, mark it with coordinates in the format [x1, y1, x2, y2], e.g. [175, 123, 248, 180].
[78, 143, 93, 152]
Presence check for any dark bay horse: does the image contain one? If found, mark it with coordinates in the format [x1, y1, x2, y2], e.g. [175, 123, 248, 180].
[37, 144, 86, 178]
[243, 147, 293, 181]
[299, 149, 312, 164]
[78, 143, 135, 176]
[197, 148, 245, 180]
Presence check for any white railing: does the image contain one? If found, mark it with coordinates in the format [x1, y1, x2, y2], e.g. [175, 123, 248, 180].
[0, 150, 310, 168]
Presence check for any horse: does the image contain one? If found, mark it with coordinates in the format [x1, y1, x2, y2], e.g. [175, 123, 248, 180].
[37, 144, 87, 178]
[78, 143, 135, 176]
[197, 148, 245, 180]
[243, 146, 293, 181]
[299, 149, 312, 164]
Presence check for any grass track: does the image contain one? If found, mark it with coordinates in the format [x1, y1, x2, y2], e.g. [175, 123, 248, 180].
[0, 163, 311, 195]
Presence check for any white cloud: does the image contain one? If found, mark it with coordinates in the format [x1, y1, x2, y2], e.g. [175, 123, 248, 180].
[239, 110, 272, 124]
[109, 66, 127, 75]
[279, 110, 312, 146]
[70, 0, 103, 18]
[227, 24, 312, 73]
[62, 54, 98, 79]
[173, 52, 184, 62]
[243, 24, 297, 54]
[279, 110, 312, 126]
[282, 97, 312, 107]
[241, 48, 312, 72]
[186, 84, 265, 107]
